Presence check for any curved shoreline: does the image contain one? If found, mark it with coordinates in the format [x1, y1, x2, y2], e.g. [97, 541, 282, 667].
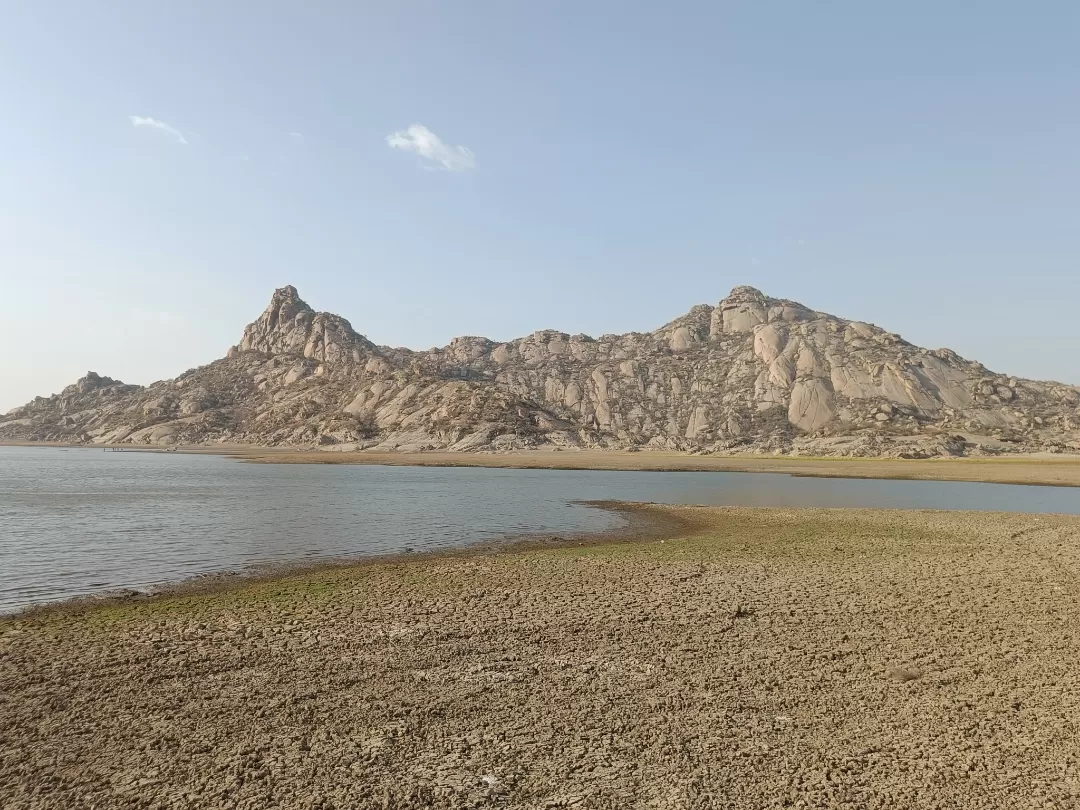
[6, 444, 1080, 618]
[2, 500, 704, 621]
[0, 500, 1071, 622]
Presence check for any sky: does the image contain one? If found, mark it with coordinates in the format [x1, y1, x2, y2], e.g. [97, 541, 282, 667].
[2, 1, 1078, 413]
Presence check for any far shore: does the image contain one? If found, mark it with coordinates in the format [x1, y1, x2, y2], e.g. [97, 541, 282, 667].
[7, 440, 1080, 488]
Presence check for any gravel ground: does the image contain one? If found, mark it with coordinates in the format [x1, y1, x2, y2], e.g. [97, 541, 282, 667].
[2, 506, 1079, 809]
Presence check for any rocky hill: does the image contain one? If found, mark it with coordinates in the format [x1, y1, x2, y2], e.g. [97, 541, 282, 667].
[4, 285, 1079, 457]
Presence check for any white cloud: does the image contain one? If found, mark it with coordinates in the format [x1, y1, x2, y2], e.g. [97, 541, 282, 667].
[288, 131, 304, 143]
[129, 116, 188, 145]
[386, 124, 476, 172]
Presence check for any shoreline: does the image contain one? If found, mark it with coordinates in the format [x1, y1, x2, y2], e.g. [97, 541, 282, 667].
[2, 500, 701, 621]
[7, 441, 1080, 487]
[0, 499, 1071, 622]
[4, 504, 1079, 807]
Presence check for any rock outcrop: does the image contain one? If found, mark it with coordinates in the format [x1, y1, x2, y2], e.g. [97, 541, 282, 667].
[4, 285, 1079, 457]
[232, 285, 375, 364]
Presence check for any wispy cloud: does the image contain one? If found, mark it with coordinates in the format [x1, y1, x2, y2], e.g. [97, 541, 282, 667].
[129, 116, 188, 145]
[288, 131, 304, 143]
[386, 124, 476, 172]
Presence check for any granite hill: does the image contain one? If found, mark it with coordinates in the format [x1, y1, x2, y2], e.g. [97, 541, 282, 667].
[4, 285, 1078, 457]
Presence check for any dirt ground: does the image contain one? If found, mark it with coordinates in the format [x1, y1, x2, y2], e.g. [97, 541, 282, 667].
[235, 447, 1080, 488]
[2, 506, 1079, 809]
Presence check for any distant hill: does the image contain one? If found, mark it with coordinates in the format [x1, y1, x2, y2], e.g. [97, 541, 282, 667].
[4, 284, 1078, 457]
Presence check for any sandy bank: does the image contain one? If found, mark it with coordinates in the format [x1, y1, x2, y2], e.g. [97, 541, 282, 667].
[2, 505, 1079, 808]
[7, 441, 1080, 487]
[236, 447, 1080, 488]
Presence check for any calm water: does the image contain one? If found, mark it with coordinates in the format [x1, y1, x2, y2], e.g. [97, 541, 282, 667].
[3, 446, 1080, 613]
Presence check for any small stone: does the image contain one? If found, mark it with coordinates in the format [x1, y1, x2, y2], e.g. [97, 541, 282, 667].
[885, 666, 922, 682]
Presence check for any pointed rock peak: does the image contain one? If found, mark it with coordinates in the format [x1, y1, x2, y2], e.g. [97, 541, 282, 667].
[252, 285, 315, 336]
[265, 285, 313, 317]
[271, 284, 309, 306]
[236, 286, 373, 363]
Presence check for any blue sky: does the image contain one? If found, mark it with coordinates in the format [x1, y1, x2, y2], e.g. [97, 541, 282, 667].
[2, 1, 1078, 412]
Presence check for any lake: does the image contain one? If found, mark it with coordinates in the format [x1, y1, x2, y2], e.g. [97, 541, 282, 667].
[3, 445, 1080, 613]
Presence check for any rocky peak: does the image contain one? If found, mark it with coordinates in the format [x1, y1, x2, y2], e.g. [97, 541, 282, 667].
[266, 285, 313, 325]
[723, 285, 768, 304]
[712, 285, 818, 335]
[245, 286, 316, 340]
[66, 372, 123, 395]
[234, 286, 375, 365]
[713, 285, 772, 334]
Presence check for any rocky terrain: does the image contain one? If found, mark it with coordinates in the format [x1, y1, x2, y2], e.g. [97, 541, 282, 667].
[3, 285, 1079, 457]
[3, 506, 1079, 808]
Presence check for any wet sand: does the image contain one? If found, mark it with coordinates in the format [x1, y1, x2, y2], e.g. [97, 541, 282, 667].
[2, 505, 1079, 809]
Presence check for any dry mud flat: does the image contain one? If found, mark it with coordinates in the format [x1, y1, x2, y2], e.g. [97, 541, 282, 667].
[2, 507, 1079, 809]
